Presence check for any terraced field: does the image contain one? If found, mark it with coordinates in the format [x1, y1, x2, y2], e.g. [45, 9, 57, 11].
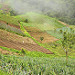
[0, 20, 58, 43]
[0, 29, 53, 54]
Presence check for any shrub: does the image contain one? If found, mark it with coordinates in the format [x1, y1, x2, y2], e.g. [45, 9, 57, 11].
[40, 37, 44, 41]
[21, 49, 26, 54]
[60, 29, 63, 33]
[24, 19, 28, 23]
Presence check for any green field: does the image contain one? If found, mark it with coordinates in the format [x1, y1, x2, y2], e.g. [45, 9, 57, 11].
[46, 27, 75, 39]
[16, 12, 65, 31]
[0, 53, 75, 75]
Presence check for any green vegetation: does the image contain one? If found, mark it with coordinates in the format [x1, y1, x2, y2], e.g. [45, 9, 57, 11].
[46, 27, 75, 39]
[0, 46, 54, 57]
[0, 70, 9, 75]
[0, 53, 75, 75]
[20, 22, 31, 38]
[16, 12, 65, 31]
[42, 42, 75, 57]
[0, 14, 19, 25]
[61, 30, 75, 65]
[20, 23, 75, 57]
[0, 4, 2, 8]
[40, 37, 44, 43]
[0, 2, 75, 75]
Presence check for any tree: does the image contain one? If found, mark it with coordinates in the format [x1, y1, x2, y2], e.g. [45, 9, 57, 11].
[59, 29, 63, 33]
[61, 31, 75, 65]
[40, 37, 44, 43]
[24, 19, 28, 23]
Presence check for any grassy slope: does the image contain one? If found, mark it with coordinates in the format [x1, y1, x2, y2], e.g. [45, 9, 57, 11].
[0, 14, 19, 26]
[15, 12, 65, 31]
[43, 42, 75, 57]
[46, 27, 75, 39]
[15, 12, 70, 39]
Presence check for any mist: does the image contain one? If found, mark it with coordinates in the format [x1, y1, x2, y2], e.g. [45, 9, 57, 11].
[0, 0, 75, 18]
[0, 0, 71, 16]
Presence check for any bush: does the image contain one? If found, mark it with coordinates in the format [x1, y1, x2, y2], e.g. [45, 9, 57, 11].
[24, 19, 28, 23]
[21, 49, 26, 54]
[40, 37, 44, 41]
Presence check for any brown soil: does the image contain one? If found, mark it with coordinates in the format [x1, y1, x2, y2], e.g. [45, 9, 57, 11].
[0, 29, 53, 54]
[29, 32, 58, 43]
[24, 26, 42, 32]
[24, 26, 58, 43]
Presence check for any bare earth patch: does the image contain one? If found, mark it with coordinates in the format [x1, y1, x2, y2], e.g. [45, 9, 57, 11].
[0, 29, 53, 54]
[29, 32, 58, 43]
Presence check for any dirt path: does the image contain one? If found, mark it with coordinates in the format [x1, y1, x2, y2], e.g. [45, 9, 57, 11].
[0, 29, 53, 54]
[58, 21, 69, 27]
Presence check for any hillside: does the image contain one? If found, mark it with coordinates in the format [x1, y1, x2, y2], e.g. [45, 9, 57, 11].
[0, 2, 75, 75]
[0, 12, 75, 56]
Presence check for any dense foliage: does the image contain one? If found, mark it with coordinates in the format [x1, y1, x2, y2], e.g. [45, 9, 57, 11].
[0, 53, 75, 75]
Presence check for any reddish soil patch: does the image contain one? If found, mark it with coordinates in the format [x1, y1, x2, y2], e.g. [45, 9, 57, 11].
[0, 29, 53, 54]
